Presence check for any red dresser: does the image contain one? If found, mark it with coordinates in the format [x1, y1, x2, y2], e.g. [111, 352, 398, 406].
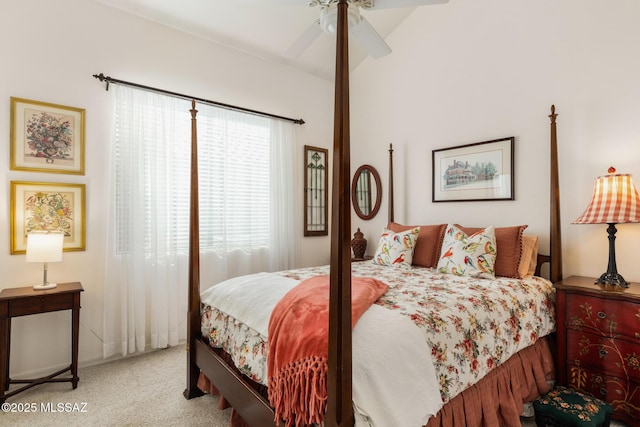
[555, 275, 640, 426]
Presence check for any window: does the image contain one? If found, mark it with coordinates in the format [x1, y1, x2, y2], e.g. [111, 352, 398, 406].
[112, 88, 291, 257]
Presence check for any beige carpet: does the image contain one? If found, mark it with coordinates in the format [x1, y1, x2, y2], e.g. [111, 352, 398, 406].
[1, 345, 627, 426]
[1, 345, 230, 426]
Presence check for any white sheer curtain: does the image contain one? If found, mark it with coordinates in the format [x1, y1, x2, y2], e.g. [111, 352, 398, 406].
[103, 85, 297, 358]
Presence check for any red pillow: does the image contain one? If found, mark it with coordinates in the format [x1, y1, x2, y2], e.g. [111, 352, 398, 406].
[454, 224, 528, 278]
[387, 222, 447, 268]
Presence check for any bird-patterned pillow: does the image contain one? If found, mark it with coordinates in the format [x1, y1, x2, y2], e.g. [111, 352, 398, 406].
[436, 224, 497, 279]
[371, 227, 420, 269]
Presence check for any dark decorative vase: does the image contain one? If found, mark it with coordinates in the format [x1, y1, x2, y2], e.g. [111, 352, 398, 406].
[351, 228, 367, 260]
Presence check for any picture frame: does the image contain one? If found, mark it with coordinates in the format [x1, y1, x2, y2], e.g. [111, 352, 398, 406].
[10, 181, 86, 254]
[10, 97, 85, 175]
[304, 145, 328, 236]
[432, 137, 514, 202]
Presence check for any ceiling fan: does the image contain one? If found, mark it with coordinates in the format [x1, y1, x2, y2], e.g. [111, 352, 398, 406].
[281, 0, 449, 59]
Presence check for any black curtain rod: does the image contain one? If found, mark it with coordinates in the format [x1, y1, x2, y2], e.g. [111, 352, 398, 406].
[92, 73, 305, 125]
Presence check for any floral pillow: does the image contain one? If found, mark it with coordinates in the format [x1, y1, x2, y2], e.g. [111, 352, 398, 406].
[371, 227, 420, 268]
[436, 224, 497, 279]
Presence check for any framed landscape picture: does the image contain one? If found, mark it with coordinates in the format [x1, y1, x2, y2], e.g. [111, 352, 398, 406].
[10, 97, 85, 175]
[432, 137, 514, 202]
[10, 181, 86, 254]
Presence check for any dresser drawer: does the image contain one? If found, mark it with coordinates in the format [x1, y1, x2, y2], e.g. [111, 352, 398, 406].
[567, 329, 640, 382]
[8, 293, 76, 317]
[565, 293, 640, 340]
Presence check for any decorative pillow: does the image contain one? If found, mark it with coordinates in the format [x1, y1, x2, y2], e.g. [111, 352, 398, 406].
[387, 222, 447, 268]
[518, 235, 539, 278]
[455, 224, 528, 278]
[436, 224, 497, 279]
[371, 227, 420, 268]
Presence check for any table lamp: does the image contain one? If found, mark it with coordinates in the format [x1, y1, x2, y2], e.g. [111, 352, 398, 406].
[573, 167, 640, 290]
[26, 231, 64, 290]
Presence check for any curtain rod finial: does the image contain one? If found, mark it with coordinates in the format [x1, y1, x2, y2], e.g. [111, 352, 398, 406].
[93, 73, 111, 91]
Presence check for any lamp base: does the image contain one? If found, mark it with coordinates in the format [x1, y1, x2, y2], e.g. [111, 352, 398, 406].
[33, 283, 57, 290]
[595, 272, 628, 292]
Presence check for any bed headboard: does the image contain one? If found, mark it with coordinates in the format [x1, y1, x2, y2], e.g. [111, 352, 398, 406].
[383, 109, 562, 281]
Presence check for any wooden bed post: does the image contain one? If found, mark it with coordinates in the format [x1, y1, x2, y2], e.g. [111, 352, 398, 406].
[184, 100, 204, 400]
[549, 105, 563, 283]
[327, 1, 354, 426]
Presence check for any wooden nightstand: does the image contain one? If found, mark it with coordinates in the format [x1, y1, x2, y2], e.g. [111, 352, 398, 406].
[0, 282, 83, 403]
[351, 255, 373, 262]
[554, 275, 640, 425]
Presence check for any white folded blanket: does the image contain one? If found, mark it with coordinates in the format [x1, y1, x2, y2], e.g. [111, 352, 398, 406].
[353, 304, 442, 427]
[200, 272, 442, 427]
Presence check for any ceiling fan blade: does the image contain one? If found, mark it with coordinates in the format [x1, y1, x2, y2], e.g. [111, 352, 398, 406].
[349, 17, 391, 59]
[282, 19, 323, 59]
[367, 0, 449, 10]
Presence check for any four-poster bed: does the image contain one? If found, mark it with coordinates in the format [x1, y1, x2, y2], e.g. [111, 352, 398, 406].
[183, 1, 563, 426]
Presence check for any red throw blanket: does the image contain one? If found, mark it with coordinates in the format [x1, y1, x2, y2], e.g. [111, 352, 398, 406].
[267, 275, 389, 427]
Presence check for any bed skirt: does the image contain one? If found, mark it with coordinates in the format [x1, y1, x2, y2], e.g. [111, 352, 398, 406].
[425, 336, 554, 427]
[197, 336, 554, 427]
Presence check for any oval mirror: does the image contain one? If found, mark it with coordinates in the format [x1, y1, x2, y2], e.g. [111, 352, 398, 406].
[351, 165, 382, 220]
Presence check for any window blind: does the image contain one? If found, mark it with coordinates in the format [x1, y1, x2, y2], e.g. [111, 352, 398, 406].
[113, 89, 272, 255]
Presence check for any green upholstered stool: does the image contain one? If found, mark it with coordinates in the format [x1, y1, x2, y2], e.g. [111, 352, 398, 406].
[533, 386, 613, 427]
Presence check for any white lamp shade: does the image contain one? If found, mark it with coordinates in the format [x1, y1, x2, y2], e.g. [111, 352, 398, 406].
[26, 233, 64, 263]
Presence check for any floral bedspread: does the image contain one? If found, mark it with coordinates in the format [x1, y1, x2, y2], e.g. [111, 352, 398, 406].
[200, 262, 555, 403]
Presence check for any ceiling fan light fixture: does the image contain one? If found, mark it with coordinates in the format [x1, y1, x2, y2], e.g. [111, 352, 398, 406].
[320, 5, 361, 35]
[309, 0, 373, 8]
[286, 0, 447, 61]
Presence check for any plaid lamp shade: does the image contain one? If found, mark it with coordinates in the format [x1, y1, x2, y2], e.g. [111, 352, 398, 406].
[574, 173, 640, 224]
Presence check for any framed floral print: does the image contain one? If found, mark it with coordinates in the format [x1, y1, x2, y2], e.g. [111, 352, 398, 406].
[10, 97, 85, 175]
[10, 181, 86, 254]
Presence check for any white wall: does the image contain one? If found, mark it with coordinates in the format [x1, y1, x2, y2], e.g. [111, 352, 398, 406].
[350, 0, 640, 283]
[0, 0, 333, 376]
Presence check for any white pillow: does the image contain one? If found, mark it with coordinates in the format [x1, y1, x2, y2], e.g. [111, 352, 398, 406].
[371, 227, 420, 268]
[436, 224, 497, 279]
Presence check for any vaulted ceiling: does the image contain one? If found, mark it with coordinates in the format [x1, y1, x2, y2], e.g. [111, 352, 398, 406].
[94, 0, 438, 80]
